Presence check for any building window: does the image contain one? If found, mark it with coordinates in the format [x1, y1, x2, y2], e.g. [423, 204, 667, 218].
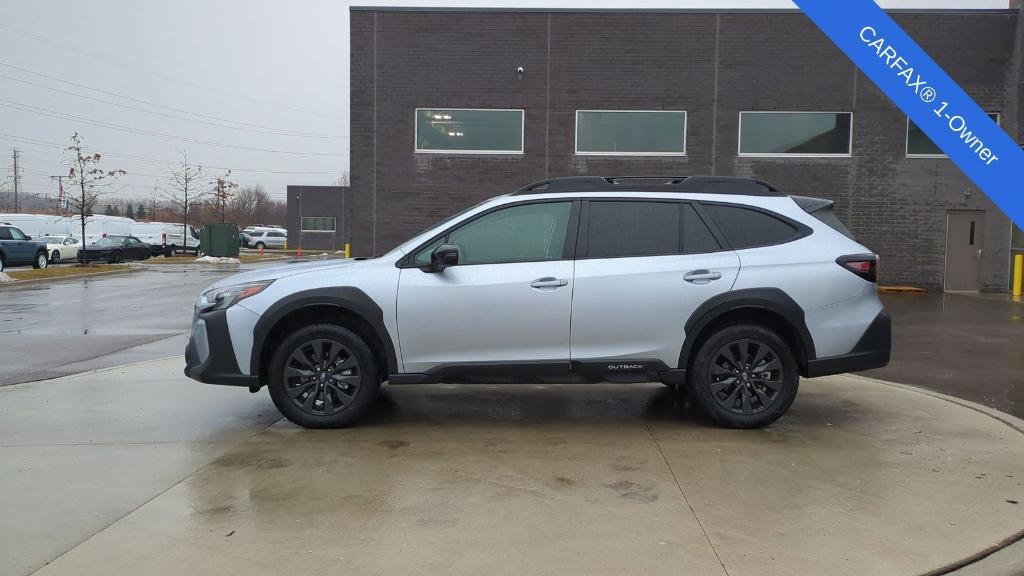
[415, 108, 524, 154]
[738, 112, 853, 157]
[301, 217, 336, 232]
[907, 113, 1000, 157]
[575, 111, 687, 155]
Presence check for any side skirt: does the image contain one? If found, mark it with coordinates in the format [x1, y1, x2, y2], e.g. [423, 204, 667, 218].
[388, 359, 686, 386]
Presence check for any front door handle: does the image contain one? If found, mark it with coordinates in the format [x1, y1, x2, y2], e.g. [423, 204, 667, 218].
[684, 270, 722, 284]
[530, 277, 569, 289]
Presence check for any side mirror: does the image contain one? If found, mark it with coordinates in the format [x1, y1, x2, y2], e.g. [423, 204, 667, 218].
[24, 235, 32, 241]
[426, 244, 460, 272]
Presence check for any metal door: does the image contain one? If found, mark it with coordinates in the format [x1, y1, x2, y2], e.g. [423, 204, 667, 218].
[944, 211, 985, 292]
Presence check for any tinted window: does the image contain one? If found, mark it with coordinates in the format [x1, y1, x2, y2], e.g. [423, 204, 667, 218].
[810, 206, 855, 239]
[443, 202, 572, 265]
[8, 227, 27, 241]
[907, 113, 1000, 156]
[703, 204, 799, 249]
[576, 111, 686, 155]
[739, 112, 852, 155]
[0, 227, 12, 240]
[415, 109, 523, 153]
[588, 201, 680, 258]
[682, 204, 721, 253]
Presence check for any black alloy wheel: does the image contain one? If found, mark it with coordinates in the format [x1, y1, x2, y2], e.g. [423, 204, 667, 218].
[709, 339, 784, 416]
[283, 338, 362, 417]
[51, 250, 61, 264]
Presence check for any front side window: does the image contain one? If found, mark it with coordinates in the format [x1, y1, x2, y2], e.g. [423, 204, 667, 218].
[415, 109, 524, 154]
[301, 217, 336, 232]
[907, 113, 1000, 157]
[415, 202, 572, 266]
[576, 111, 686, 155]
[587, 201, 681, 258]
[7, 227, 26, 241]
[739, 112, 852, 156]
[702, 204, 800, 250]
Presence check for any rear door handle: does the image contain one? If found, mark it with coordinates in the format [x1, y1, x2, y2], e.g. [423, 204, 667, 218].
[530, 277, 569, 288]
[684, 270, 722, 283]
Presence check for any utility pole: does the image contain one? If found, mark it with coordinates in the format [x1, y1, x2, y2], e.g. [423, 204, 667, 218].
[11, 148, 21, 213]
[49, 176, 66, 212]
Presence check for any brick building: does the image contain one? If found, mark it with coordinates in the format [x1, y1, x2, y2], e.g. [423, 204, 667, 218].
[349, 5, 1023, 291]
[286, 185, 349, 251]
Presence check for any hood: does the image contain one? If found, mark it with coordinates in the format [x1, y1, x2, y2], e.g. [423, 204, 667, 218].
[203, 258, 358, 292]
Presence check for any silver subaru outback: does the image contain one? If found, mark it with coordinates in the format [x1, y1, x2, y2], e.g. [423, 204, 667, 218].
[186, 176, 890, 429]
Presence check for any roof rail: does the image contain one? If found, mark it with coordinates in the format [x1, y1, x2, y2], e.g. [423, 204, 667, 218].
[512, 175, 786, 196]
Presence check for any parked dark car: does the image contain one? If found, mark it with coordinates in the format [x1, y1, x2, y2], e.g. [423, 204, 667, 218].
[78, 235, 153, 264]
[0, 223, 49, 272]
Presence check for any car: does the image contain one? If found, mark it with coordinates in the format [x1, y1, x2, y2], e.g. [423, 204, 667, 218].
[244, 229, 287, 250]
[41, 235, 81, 264]
[78, 235, 153, 264]
[0, 223, 49, 272]
[185, 175, 891, 430]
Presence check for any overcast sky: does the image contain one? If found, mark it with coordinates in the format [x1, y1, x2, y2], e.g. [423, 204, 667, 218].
[0, 0, 1009, 202]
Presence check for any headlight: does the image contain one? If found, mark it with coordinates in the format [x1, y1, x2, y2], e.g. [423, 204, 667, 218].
[201, 280, 274, 311]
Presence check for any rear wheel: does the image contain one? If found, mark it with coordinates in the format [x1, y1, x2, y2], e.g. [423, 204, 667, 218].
[255, 242, 266, 251]
[689, 324, 798, 429]
[33, 252, 48, 269]
[108, 251, 122, 264]
[0, 253, 6, 272]
[267, 324, 380, 428]
[50, 250, 61, 264]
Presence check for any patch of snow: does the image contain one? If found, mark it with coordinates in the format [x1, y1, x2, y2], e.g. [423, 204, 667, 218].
[0, 272, 14, 283]
[194, 256, 241, 264]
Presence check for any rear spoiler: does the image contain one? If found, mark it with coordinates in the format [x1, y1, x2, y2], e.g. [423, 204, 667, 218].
[790, 195, 834, 214]
[790, 195, 856, 239]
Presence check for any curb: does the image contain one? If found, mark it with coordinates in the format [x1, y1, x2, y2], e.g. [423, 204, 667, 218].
[0, 266, 141, 289]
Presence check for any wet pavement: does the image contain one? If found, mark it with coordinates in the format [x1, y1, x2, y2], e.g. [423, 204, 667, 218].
[0, 263, 272, 387]
[867, 293, 1024, 419]
[1, 359, 1021, 576]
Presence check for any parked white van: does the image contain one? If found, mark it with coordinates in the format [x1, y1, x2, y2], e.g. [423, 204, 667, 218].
[0, 214, 73, 239]
[68, 215, 135, 244]
[131, 222, 201, 256]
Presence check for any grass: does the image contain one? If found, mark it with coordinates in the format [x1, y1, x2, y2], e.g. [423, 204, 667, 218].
[5, 264, 131, 281]
[143, 254, 290, 264]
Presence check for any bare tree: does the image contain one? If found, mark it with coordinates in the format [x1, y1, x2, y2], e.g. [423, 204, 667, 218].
[230, 184, 271, 226]
[65, 132, 126, 244]
[161, 152, 206, 243]
[207, 170, 238, 223]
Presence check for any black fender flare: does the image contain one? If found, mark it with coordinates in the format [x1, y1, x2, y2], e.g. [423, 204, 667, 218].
[678, 288, 816, 371]
[250, 287, 399, 376]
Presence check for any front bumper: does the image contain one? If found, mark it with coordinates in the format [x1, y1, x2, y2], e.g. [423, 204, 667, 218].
[804, 310, 891, 378]
[184, 306, 258, 388]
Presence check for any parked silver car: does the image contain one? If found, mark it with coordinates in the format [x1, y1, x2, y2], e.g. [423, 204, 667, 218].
[186, 176, 890, 430]
[245, 229, 287, 250]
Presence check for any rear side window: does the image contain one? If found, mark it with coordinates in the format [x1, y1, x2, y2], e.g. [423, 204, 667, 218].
[0, 227, 11, 240]
[702, 204, 799, 249]
[587, 201, 680, 258]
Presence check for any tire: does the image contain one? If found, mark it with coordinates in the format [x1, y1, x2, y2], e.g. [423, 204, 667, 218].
[267, 324, 381, 428]
[167, 246, 178, 257]
[0, 253, 5, 272]
[689, 324, 799, 429]
[50, 250, 61, 264]
[33, 251, 48, 269]
[108, 251, 122, 264]
[255, 242, 266, 251]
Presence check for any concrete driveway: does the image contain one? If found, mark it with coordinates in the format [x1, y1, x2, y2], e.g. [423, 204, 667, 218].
[2, 359, 1021, 576]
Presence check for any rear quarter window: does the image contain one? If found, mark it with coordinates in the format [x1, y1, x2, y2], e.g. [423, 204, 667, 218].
[702, 204, 802, 249]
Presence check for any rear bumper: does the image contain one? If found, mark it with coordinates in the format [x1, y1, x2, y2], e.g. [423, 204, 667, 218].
[184, 307, 258, 388]
[804, 310, 891, 378]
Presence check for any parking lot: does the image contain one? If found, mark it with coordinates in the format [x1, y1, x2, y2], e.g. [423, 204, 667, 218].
[1, 264, 1022, 576]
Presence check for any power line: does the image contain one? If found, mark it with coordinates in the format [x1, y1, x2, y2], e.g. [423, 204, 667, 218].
[0, 63, 345, 139]
[0, 24, 345, 121]
[0, 133, 347, 176]
[0, 98, 346, 157]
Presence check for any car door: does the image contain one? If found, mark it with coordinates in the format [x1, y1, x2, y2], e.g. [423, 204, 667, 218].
[570, 200, 740, 368]
[396, 200, 578, 373]
[62, 237, 79, 260]
[5, 226, 33, 264]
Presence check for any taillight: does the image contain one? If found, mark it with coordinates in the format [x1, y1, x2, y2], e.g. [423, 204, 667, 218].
[836, 254, 878, 283]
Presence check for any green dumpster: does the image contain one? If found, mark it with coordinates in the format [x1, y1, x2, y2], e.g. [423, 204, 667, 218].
[199, 223, 240, 257]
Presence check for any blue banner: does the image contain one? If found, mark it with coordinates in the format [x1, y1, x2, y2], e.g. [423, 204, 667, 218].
[794, 0, 1023, 228]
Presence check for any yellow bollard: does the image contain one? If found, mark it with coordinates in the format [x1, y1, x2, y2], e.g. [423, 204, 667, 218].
[1013, 254, 1022, 297]
[344, 243, 351, 259]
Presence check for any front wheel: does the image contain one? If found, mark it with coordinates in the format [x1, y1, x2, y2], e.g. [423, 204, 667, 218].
[33, 252, 48, 269]
[255, 242, 266, 251]
[50, 250, 61, 264]
[267, 324, 380, 428]
[689, 324, 799, 429]
[108, 251, 122, 264]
